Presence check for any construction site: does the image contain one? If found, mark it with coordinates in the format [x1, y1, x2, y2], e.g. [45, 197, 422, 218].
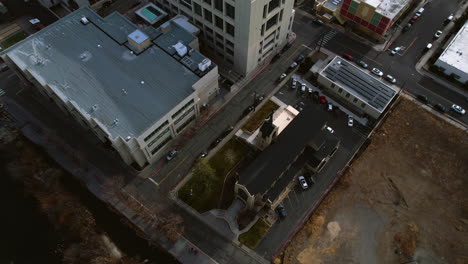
[280, 98, 468, 264]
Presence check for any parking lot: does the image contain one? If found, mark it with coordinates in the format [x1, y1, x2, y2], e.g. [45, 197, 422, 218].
[254, 73, 370, 259]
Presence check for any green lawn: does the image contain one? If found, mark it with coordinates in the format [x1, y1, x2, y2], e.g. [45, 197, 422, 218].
[242, 100, 279, 133]
[0, 31, 28, 50]
[178, 138, 251, 213]
[239, 219, 270, 249]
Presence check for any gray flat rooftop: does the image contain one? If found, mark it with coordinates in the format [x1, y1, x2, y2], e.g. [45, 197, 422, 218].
[321, 56, 397, 112]
[2, 7, 211, 140]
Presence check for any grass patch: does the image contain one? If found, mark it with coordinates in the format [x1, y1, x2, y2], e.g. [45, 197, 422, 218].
[242, 100, 279, 133]
[0, 31, 28, 50]
[239, 219, 270, 249]
[179, 138, 251, 213]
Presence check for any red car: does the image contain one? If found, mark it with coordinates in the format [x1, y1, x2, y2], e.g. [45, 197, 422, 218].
[319, 96, 327, 104]
[409, 15, 418, 24]
[343, 53, 354, 61]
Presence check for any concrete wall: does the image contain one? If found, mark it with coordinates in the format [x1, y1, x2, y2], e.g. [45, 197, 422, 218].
[434, 60, 468, 83]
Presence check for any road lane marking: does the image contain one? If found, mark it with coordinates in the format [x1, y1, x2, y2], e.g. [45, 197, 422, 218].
[402, 37, 418, 56]
[158, 156, 188, 185]
[148, 177, 159, 187]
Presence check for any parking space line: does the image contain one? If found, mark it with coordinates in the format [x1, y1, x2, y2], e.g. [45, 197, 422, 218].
[158, 157, 188, 185]
[402, 37, 418, 56]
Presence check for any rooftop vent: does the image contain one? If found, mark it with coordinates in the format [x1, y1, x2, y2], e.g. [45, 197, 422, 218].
[80, 17, 90, 25]
[173, 42, 187, 57]
[91, 104, 98, 112]
[198, 58, 212, 72]
[127, 29, 151, 51]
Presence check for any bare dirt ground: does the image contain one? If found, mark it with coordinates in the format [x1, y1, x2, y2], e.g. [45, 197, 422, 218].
[281, 99, 468, 264]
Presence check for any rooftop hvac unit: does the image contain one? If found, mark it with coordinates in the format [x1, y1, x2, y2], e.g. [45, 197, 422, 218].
[198, 58, 211, 72]
[173, 42, 187, 57]
[80, 17, 90, 25]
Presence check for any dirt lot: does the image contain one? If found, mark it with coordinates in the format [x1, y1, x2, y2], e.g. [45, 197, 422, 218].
[281, 99, 468, 264]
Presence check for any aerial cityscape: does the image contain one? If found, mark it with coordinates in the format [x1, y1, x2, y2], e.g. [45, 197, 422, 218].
[0, 0, 466, 263]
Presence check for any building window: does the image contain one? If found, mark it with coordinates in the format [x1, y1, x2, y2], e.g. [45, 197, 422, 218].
[279, 9, 283, 21]
[205, 26, 213, 34]
[331, 83, 335, 88]
[147, 127, 170, 148]
[226, 22, 235, 36]
[194, 2, 202, 15]
[150, 135, 173, 155]
[266, 14, 278, 31]
[180, 0, 192, 9]
[216, 32, 224, 40]
[370, 13, 382, 26]
[353, 98, 358, 103]
[216, 41, 224, 49]
[174, 107, 195, 125]
[205, 34, 213, 41]
[217, 50, 224, 57]
[225, 3, 235, 19]
[338, 88, 343, 93]
[215, 16, 223, 29]
[204, 8, 213, 23]
[226, 39, 233, 47]
[268, 0, 280, 13]
[176, 115, 196, 133]
[263, 4, 267, 18]
[172, 99, 195, 119]
[214, 0, 223, 12]
[195, 19, 203, 27]
[226, 48, 234, 56]
[361, 103, 366, 109]
[345, 92, 350, 98]
[203, 0, 211, 5]
[227, 58, 233, 64]
[261, 24, 265, 36]
[144, 120, 169, 142]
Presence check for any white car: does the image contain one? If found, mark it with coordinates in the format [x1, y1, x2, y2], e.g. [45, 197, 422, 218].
[301, 83, 306, 93]
[385, 75, 397, 84]
[298, 176, 308, 190]
[325, 126, 334, 134]
[348, 116, 354, 127]
[425, 43, 433, 50]
[390, 46, 401, 55]
[371, 68, 384, 77]
[291, 78, 297, 89]
[451, 104, 465, 115]
[434, 30, 443, 39]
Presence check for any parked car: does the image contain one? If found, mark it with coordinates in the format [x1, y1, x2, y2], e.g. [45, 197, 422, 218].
[301, 83, 306, 93]
[371, 68, 384, 77]
[166, 150, 178, 161]
[0, 64, 8, 72]
[444, 14, 454, 25]
[298, 176, 308, 190]
[312, 18, 324, 25]
[293, 103, 304, 112]
[390, 46, 401, 55]
[434, 30, 443, 39]
[291, 78, 297, 89]
[348, 116, 354, 127]
[424, 43, 432, 51]
[319, 96, 327, 104]
[409, 15, 419, 24]
[289, 62, 298, 69]
[276, 204, 287, 218]
[416, 94, 429, 104]
[415, 7, 425, 16]
[327, 103, 333, 112]
[385, 74, 397, 84]
[434, 103, 447, 112]
[402, 23, 412, 32]
[357, 60, 368, 69]
[325, 126, 334, 134]
[277, 73, 287, 83]
[295, 55, 305, 63]
[306, 174, 316, 185]
[451, 104, 466, 115]
[425, 43, 433, 51]
[308, 87, 313, 95]
[199, 151, 208, 158]
[343, 53, 354, 61]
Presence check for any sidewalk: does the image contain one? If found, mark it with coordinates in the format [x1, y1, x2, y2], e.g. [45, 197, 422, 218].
[415, 0, 468, 99]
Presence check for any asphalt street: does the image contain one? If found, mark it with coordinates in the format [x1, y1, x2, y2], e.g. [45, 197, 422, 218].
[294, 0, 468, 124]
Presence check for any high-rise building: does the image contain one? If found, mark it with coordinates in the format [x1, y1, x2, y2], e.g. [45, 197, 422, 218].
[154, 0, 296, 75]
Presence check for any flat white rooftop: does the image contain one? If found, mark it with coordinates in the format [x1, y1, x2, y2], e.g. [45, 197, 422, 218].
[437, 21, 468, 74]
[358, 0, 409, 19]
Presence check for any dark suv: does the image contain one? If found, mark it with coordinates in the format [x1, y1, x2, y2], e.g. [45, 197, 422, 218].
[276, 204, 287, 218]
